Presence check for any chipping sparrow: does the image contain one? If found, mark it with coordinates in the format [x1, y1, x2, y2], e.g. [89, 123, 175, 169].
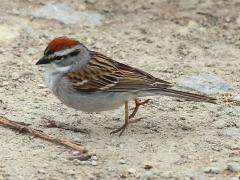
[36, 36, 215, 136]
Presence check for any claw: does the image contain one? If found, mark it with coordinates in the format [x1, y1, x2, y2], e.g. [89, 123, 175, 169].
[110, 99, 151, 136]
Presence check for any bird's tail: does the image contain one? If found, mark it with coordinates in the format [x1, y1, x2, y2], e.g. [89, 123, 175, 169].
[141, 88, 216, 104]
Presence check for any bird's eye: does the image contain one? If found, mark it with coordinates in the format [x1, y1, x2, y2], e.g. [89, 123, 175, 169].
[55, 56, 62, 60]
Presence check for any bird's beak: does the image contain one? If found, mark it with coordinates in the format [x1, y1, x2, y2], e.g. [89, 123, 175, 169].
[36, 55, 50, 65]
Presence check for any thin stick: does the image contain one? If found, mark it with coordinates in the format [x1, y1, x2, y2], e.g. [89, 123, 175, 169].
[0, 116, 87, 154]
[44, 119, 89, 134]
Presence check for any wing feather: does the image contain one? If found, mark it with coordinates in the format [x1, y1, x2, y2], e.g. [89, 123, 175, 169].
[65, 51, 172, 92]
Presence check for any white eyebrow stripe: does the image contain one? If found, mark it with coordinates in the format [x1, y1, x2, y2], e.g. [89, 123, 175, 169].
[54, 45, 82, 56]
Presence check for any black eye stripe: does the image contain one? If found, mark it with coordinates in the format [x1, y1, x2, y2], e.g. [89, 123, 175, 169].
[52, 49, 80, 61]
[69, 50, 80, 57]
[55, 56, 62, 60]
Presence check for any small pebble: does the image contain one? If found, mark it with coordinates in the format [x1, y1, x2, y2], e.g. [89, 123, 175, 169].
[38, 169, 46, 174]
[73, 159, 81, 165]
[233, 94, 240, 101]
[214, 119, 226, 129]
[27, 47, 38, 55]
[66, 170, 75, 175]
[73, 138, 82, 143]
[223, 128, 240, 138]
[91, 160, 97, 166]
[230, 177, 239, 180]
[72, 151, 80, 156]
[141, 171, 153, 180]
[91, 155, 98, 161]
[127, 168, 136, 174]
[203, 164, 226, 174]
[161, 171, 173, 178]
[227, 162, 240, 172]
[80, 161, 86, 165]
[119, 159, 126, 164]
[235, 121, 240, 128]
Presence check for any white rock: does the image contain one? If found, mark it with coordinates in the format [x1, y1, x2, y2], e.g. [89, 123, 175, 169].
[178, 73, 230, 95]
[127, 168, 136, 174]
[227, 162, 240, 172]
[91, 155, 98, 161]
[32, 4, 104, 27]
[161, 171, 173, 178]
[187, 20, 199, 29]
[91, 160, 97, 166]
[233, 94, 240, 101]
[72, 151, 80, 156]
[66, 170, 75, 175]
[119, 159, 126, 164]
[223, 128, 240, 138]
[230, 177, 239, 180]
[27, 47, 38, 55]
[236, 121, 240, 128]
[38, 169, 46, 174]
[141, 171, 153, 180]
[204, 164, 226, 174]
[213, 119, 226, 129]
[236, 13, 240, 26]
[0, 25, 19, 43]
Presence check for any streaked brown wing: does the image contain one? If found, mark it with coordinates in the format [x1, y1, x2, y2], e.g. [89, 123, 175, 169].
[65, 51, 173, 92]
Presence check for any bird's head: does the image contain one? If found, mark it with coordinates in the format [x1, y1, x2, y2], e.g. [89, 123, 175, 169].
[36, 36, 90, 72]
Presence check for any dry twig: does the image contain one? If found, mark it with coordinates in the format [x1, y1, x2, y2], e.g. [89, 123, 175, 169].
[0, 116, 87, 154]
[44, 119, 90, 134]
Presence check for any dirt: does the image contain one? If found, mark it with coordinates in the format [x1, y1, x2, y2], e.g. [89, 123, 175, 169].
[0, 0, 240, 179]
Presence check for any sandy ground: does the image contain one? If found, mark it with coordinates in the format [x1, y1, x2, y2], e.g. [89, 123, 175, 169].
[0, 0, 240, 179]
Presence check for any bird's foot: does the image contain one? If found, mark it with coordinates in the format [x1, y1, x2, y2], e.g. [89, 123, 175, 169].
[110, 117, 144, 136]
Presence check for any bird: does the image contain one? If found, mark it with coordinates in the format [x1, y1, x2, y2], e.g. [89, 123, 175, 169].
[36, 36, 216, 136]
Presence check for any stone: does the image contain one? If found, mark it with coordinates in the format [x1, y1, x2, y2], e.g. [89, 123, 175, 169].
[127, 168, 136, 174]
[213, 119, 226, 129]
[161, 171, 173, 178]
[141, 171, 153, 180]
[227, 162, 240, 172]
[177, 73, 230, 95]
[223, 128, 240, 138]
[119, 159, 126, 164]
[91, 156, 98, 161]
[204, 164, 226, 174]
[233, 94, 240, 101]
[91, 160, 97, 166]
[0, 25, 19, 43]
[32, 4, 104, 27]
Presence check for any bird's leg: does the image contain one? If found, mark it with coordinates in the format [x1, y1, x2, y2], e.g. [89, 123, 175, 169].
[129, 98, 150, 120]
[110, 101, 129, 136]
[110, 99, 151, 136]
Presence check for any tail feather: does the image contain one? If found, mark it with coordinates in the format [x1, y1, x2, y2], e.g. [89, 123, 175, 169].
[148, 88, 216, 104]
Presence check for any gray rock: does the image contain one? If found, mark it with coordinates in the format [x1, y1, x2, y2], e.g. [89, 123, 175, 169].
[0, 25, 19, 43]
[233, 94, 240, 101]
[91, 160, 97, 166]
[27, 47, 38, 55]
[236, 13, 240, 26]
[236, 121, 240, 128]
[227, 162, 240, 172]
[223, 127, 240, 138]
[213, 119, 226, 129]
[119, 159, 126, 164]
[127, 168, 136, 174]
[230, 177, 240, 180]
[91, 155, 98, 161]
[32, 4, 104, 27]
[161, 171, 173, 178]
[204, 164, 226, 174]
[177, 73, 230, 95]
[141, 171, 153, 180]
